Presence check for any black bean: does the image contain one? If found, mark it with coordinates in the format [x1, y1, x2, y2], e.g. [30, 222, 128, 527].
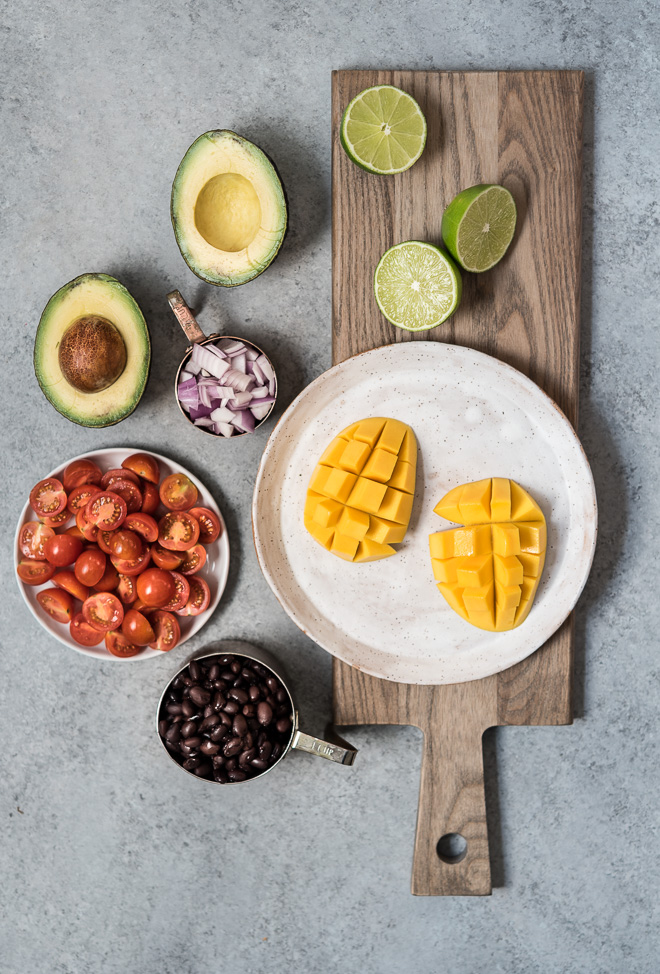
[165, 741, 180, 755]
[208, 664, 221, 681]
[244, 732, 254, 750]
[231, 714, 246, 738]
[183, 756, 202, 770]
[171, 674, 185, 690]
[271, 743, 282, 761]
[166, 703, 183, 715]
[193, 763, 212, 778]
[257, 702, 273, 726]
[189, 686, 210, 707]
[158, 720, 168, 736]
[181, 699, 197, 718]
[189, 660, 202, 682]
[180, 720, 198, 738]
[230, 661, 241, 674]
[213, 692, 226, 712]
[220, 670, 234, 681]
[276, 717, 292, 735]
[224, 758, 237, 772]
[213, 679, 228, 691]
[223, 738, 243, 758]
[210, 726, 226, 742]
[219, 655, 234, 666]
[219, 711, 233, 727]
[228, 769, 246, 782]
[183, 736, 202, 749]
[259, 741, 272, 761]
[200, 740, 220, 756]
[257, 731, 267, 747]
[248, 685, 260, 702]
[247, 718, 260, 735]
[266, 676, 278, 692]
[242, 704, 256, 718]
[241, 668, 253, 682]
[276, 689, 288, 704]
[203, 704, 214, 718]
[201, 713, 220, 730]
[239, 748, 256, 769]
[229, 688, 248, 705]
[223, 700, 239, 715]
[165, 724, 181, 743]
[250, 758, 268, 771]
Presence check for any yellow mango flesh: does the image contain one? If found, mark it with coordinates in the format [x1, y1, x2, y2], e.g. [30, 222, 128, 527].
[305, 417, 416, 562]
[429, 478, 546, 631]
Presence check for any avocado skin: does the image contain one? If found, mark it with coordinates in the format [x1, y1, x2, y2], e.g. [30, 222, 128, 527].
[171, 130, 288, 287]
[34, 273, 151, 428]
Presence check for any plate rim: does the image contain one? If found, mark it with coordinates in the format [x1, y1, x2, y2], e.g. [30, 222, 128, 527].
[15, 446, 230, 662]
[252, 341, 598, 685]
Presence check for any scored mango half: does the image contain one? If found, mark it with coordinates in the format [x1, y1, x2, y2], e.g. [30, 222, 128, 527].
[429, 478, 546, 631]
[305, 417, 417, 562]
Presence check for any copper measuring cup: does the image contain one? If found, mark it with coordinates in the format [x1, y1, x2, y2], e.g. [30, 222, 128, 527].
[167, 290, 278, 437]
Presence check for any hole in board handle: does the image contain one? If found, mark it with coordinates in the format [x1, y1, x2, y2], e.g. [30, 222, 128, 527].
[437, 833, 468, 864]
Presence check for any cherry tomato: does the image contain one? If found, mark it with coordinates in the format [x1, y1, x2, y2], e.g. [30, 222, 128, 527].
[82, 592, 124, 632]
[141, 481, 159, 515]
[176, 576, 211, 617]
[97, 529, 117, 554]
[123, 513, 158, 543]
[19, 521, 55, 560]
[40, 509, 72, 528]
[74, 549, 107, 587]
[111, 545, 152, 576]
[76, 507, 99, 542]
[116, 574, 137, 604]
[85, 491, 127, 530]
[62, 459, 102, 491]
[17, 559, 55, 585]
[30, 478, 67, 517]
[121, 608, 156, 646]
[100, 468, 140, 490]
[64, 524, 85, 541]
[110, 529, 143, 561]
[132, 598, 150, 613]
[70, 612, 105, 646]
[105, 631, 142, 658]
[36, 588, 74, 623]
[151, 545, 184, 570]
[148, 610, 181, 652]
[189, 507, 222, 544]
[159, 473, 198, 511]
[106, 478, 142, 513]
[136, 568, 176, 608]
[158, 512, 200, 551]
[93, 563, 120, 592]
[52, 570, 90, 602]
[161, 571, 190, 612]
[43, 533, 83, 567]
[122, 452, 160, 484]
[178, 544, 207, 575]
[67, 484, 101, 514]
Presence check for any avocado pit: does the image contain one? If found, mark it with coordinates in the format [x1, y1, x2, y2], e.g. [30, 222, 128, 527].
[58, 315, 127, 393]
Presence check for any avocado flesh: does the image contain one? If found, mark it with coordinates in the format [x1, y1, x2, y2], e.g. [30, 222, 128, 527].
[34, 274, 151, 427]
[171, 131, 287, 287]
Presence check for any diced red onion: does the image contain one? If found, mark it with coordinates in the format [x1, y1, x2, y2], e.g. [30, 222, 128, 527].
[232, 353, 247, 374]
[210, 405, 235, 424]
[246, 347, 259, 362]
[216, 422, 234, 437]
[228, 391, 252, 408]
[250, 403, 271, 421]
[256, 354, 274, 383]
[189, 404, 214, 420]
[190, 343, 230, 379]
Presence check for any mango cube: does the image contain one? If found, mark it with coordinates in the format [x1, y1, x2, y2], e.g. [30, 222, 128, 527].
[433, 484, 463, 522]
[490, 478, 511, 521]
[429, 530, 456, 559]
[377, 419, 408, 454]
[388, 459, 416, 494]
[367, 516, 407, 545]
[517, 521, 547, 553]
[353, 417, 387, 447]
[458, 479, 492, 523]
[331, 532, 360, 561]
[438, 582, 468, 619]
[347, 477, 388, 514]
[431, 558, 457, 583]
[338, 507, 370, 541]
[362, 448, 398, 483]
[452, 524, 491, 558]
[355, 538, 396, 562]
[309, 464, 332, 495]
[323, 468, 357, 504]
[320, 437, 348, 467]
[313, 497, 342, 528]
[455, 554, 492, 588]
[517, 552, 543, 577]
[398, 430, 417, 465]
[491, 522, 521, 557]
[304, 518, 334, 550]
[338, 439, 371, 474]
[494, 554, 524, 587]
[495, 584, 522, 611]
[378, 487, 413, 525]
[510, 481, 544, 522]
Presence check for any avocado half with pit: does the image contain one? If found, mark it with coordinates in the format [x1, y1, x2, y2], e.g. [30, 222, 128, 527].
[171, 130, 287, 287]
[34, 273, 151, 427]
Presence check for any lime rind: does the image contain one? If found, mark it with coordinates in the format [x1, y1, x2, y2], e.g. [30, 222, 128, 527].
[442, 185, 517, 272]
[374, 241, 462, 331]
[341, 85, 427, 175]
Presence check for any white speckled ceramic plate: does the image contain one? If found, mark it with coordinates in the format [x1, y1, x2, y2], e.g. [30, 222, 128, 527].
[252, 343, 597, 684]
[15, 448, 230, 662]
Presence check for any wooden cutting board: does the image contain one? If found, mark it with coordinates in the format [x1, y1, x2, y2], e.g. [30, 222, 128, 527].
[331, 69, 584, 895]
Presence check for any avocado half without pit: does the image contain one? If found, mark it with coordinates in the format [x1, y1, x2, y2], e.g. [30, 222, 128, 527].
[171, 130, 287, 287]
[34, 273, 151, 427]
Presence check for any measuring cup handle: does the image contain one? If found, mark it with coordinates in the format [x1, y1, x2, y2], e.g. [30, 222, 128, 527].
[167, 290, 207, 344]
[291, 726, 358, 765]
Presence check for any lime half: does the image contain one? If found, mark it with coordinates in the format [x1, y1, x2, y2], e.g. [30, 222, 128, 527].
[441, 184, 517, 272]
[341, 85, 427, 175]
[374, 241, 462, 331]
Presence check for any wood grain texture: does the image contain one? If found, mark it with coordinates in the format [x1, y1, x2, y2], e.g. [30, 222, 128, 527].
[331, 70, 583, 895]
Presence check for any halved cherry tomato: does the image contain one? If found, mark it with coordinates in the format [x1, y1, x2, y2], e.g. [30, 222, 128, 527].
[65, 524, 85, 541]
[97, 529, 117, 554]
[100, 468, 141, 490]
[75, 549, 107, 587]
[30, 478, 67, 518]
[123, 513, 158, 543]
[132, 598, 150, 613]
[122, 452, 160, 484]
[19, 521, 55, 560]
[151, 545, 184, 570]
[93, 563, 120, 592]
[17, 559, 55, 585]
[105, 631, 142, 657]
[82, 592, 124, 632]
[40, 509, 72, 528]
[176, 576, 211, 616]
[52, 570, 90, 602]
[161, 571, 190, 612]
[85, 491, 127, 530]
[189, 507, 222, 544]
[107, 478, 142, 513]
[141, 481, 159, 515]
[136, 567, 176, 607]
[44, 533, 83, 567]
[121, 608, 156, 646]
[178, 544, 207, 575]
[67, 484, 102, 514]
[70, 612, 104, 646]
[116, 573, 137, 604]
[111, 545, 152, 577]
[62, 459, 102, 491]
[148, 610, 181, 652]
[158, 511, 200, 551]
[76, 507, 99, 542]
[159, 473, 198, 511]
[110, 529, 144, 561]
[37, 588, 74, 623]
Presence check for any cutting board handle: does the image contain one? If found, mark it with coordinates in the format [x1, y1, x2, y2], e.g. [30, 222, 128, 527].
[412, 685, 494, 896]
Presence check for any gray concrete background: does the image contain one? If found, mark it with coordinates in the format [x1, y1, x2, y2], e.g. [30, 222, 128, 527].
[1, 1, 658, 972]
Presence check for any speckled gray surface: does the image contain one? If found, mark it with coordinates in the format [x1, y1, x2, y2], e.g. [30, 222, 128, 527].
[1, 2, 658, 973]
